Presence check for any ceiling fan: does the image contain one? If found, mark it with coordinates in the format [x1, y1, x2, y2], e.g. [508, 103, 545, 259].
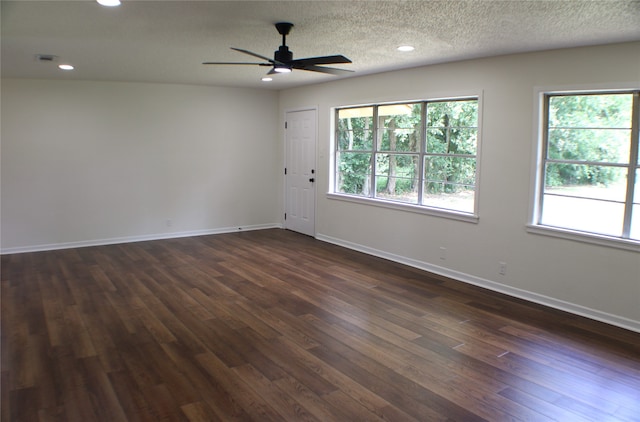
[203, 22, 354, 76]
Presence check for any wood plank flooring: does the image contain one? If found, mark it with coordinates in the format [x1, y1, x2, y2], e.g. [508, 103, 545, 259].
[2, 228, 639, 421]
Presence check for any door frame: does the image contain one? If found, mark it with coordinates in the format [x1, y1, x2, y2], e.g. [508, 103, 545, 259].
[283, 106, 318, 236]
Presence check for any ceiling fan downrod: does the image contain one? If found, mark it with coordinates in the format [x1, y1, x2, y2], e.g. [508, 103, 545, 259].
[275, 22, 294, 46]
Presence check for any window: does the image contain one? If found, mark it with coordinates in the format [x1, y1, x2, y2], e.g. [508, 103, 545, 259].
[334, 98, 479, 217]
[531, 90, 640, 247]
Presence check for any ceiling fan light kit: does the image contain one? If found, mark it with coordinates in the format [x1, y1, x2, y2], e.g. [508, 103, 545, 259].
[96, 0, 121, 7]
[203, 22, 353, 77]
[273, 65, 292, 73]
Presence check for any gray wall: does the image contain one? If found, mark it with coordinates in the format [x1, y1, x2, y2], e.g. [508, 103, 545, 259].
[279, 42, 640, 331]
[2, 42, 639, 331]
[1, 80, 280, 250]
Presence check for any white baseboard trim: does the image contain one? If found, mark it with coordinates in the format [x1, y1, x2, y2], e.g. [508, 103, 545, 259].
[315, 233, 640, 334]
[1, 223, 282, 255]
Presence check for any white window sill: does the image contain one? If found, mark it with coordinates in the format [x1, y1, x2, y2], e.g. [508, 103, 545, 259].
[526, 224, 640, 252]
[326, 192, 479, 223]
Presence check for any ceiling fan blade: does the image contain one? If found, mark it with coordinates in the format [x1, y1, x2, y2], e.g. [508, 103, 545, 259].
[292, 64, 355, 75]
[291, 55, 352, 66]
[202, 62, 272, 66]
[230, 47, 275, 64]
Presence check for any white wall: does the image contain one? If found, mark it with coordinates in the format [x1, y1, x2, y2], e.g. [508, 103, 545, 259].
[1, 79, 280, 251]
[279, 42, 640, 331]
[2, 43, 639, 332]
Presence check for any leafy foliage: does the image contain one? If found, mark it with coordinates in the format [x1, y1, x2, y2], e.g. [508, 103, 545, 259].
[546, 94, 632, 187]
[336, 108, 373, 194]
[337, 152, 371, 195]
[336, 99, 479, 203]
[425, 100, 478, 194]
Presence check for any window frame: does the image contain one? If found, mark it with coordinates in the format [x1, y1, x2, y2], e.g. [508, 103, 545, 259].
[329, 95, 482, 223]
[528, 87, 640, 252]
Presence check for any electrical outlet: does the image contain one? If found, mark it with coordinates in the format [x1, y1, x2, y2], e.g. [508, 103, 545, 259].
[499, 261, 507, 275]
[166, 219, 172, 227]
[439, 247, 447, 260]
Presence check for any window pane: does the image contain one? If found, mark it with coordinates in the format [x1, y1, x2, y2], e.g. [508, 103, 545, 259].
[427, 100, 478, 129]
[426, 100, 478, 154]
[379, 128, 420, 152]
[337, 107, 373, 150]
[336, 152, 372, 196]
[548, 94, 633, 129]
[375, 154, 419, 203]
[427, 128, 477, 155]
[540, 195, 624, 237]
[547, 128, 631, 163]
[378, 103, 421, 152]
[423, 156, 476, 213]
[544, 163, 627, 196]
[425, 156, 476, 185]
[423, 183, 475, 213]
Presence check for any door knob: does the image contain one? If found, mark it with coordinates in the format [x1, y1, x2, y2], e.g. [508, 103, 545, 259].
[309, 178, 315, 183]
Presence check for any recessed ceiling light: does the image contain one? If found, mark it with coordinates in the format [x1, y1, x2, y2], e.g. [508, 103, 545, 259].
[58, 64, 75, 70]
[261, 77, 273, 82]
[97, 0, 121, 6]
[397, 45, 415, 52]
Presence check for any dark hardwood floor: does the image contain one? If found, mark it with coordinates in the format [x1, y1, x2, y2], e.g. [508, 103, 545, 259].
[2, 229, 639, 421]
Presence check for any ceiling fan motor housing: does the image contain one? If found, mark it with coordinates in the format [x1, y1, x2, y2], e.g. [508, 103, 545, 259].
[275, 45, 293, 63]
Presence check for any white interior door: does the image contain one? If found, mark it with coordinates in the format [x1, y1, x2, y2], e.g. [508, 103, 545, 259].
[285, 109, 316, 236]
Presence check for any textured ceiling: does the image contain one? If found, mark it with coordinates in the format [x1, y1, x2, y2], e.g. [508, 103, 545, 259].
[2, 0, 640, 90]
